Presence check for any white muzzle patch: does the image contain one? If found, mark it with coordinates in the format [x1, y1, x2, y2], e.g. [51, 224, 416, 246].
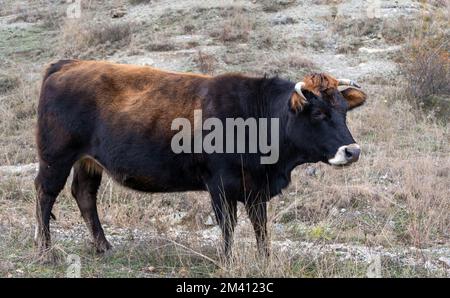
[328, 144, 361, 166]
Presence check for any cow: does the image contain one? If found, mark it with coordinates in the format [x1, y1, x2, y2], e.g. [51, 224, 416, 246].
[35, 59, 367, 258]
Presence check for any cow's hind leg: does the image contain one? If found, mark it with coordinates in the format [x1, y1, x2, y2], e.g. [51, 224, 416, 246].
[35, 160, 73, 255]
[71, 160, 111, 253]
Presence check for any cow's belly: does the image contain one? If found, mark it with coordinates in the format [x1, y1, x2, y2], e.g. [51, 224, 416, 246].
[110, 171, 205, 193]
[85, 153, 206, 193]
[87, 127, 207, 193]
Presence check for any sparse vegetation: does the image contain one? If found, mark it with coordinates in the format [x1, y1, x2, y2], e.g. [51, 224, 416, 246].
[210, 8, 256, 43]
[6, 5, 64, 30]
[0, 0, 449, 278]
[260, 0, 297, 12]
[194, 51, 217, 75]
[60, 17, 134, 58]
[129, 0, 152, 5]
[0, 73, 19, 94]
[312, 0, 343, 4]
[336, 36, 363, 54]
[397, 14, 449, 120]
[144, 33, 177, 52]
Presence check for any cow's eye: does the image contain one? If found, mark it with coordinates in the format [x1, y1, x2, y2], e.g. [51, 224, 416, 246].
[311, 110, 327, 121]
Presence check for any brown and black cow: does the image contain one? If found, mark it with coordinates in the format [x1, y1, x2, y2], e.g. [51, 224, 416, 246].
[35, 59, 366, 258]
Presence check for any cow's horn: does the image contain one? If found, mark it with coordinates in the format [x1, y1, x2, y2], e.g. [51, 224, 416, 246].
[294, 82, 307, 101]
[337, 79, 361, 89]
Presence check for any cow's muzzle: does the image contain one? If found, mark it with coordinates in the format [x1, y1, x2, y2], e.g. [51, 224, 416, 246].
[328, 144, 361, 166]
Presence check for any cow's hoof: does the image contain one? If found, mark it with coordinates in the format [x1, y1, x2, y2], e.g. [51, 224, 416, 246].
[94, 240, 112, 254]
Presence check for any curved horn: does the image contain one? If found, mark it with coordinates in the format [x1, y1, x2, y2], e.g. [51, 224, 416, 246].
[294, 82, 307, 101]
[338, 79, 361, 89]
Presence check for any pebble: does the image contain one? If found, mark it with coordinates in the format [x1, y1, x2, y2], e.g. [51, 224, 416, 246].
[438, 257, 450, 268]
[271, 15, 296, 25]
[305, 166, 317, 177]
[204, 215, 215, 226]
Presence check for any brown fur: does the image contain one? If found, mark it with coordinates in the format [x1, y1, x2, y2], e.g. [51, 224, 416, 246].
[44, 60, 207, 137]
[290, 92, 307, 112]
[340, 87, 367, 109]
[302, 73, 339, 95]
[79, 157, 103, 176]
[299, 73, 366, 109]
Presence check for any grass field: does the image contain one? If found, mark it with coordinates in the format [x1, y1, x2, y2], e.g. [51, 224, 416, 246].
[0, 0, 448, 277]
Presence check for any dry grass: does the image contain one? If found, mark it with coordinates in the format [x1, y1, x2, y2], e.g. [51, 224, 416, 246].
[0, 72, 20, 94]
[0, 67, 39, 165]
[401, 38, 449, 108]
[1, 0, 65, 29]
[144, 33, 177, 52]
[129, 0, 152, 5]
[312, 0, 343, 4]
[253, 54, 319, 79]
[260, 0, 297, 12]
[288, 92, 449, 248]
[332, 17, 381, 39]
[402, 23, 450, 101]
[210, 8, 256, 43]
[60, 16, 134, 58]
[8, 6, 64, 30]
[397, 14, 449, 119]
[332, 16, 416, 52]
[193, 51, 217, 75]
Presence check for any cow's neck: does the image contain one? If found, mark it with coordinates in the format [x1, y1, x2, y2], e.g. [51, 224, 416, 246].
[265, 140, 307, 197]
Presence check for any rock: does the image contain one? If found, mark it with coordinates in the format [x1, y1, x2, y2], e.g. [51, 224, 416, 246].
[424, 260, 436, 271]
[438, 257, 450, 268]
[358, 45, 402, 54]
[305, 166, 317, 177]
[204, 215, 215, 226]
[274, 223, 285, 234]
[271, 15, 296, 25]
[335, 246, 348, 253]
[144, 266, 155, 273]
[111, 8, 127, 18]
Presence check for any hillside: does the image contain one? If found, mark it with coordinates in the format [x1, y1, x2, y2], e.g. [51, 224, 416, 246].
[0, 0, 448, 277]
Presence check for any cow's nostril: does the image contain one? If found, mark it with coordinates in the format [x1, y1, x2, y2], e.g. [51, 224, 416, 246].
[345, 148, 353, 159]
[344, 145, 360, 162]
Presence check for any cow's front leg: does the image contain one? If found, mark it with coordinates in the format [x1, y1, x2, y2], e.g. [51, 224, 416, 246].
[245, 200, 269, 257]
[210, 192, 237, 260]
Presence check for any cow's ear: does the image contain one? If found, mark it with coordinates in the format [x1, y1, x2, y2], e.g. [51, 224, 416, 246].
[340, 87, 367, 110]
[290, 91, 307, 113]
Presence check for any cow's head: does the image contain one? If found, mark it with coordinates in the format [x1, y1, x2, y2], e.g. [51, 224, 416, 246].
[287, 73, 366, 166]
